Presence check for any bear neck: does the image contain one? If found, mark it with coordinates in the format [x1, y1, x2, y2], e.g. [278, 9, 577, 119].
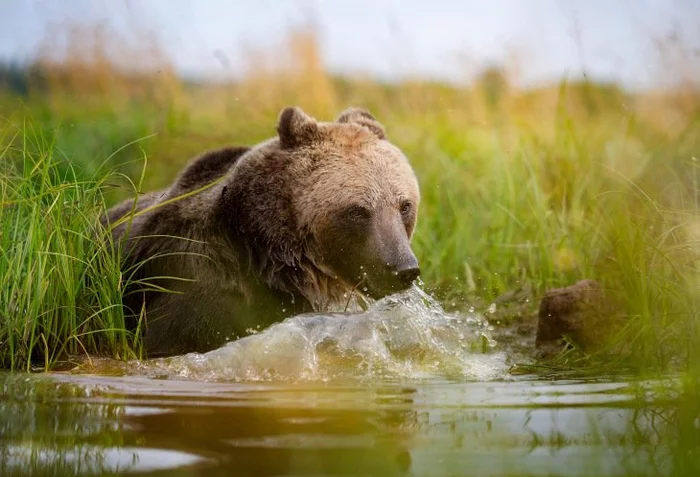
[228, 229, 349, 312]
[262, 250, 350, 310]
[218, 144, 350, 312]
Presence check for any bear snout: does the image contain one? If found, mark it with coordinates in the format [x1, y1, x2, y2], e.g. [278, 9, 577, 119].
[395, 264, 421, 285]
[366, 252, 420, 296]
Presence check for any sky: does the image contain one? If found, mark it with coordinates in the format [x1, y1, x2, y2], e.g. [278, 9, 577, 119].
[1, 0, 699, 90]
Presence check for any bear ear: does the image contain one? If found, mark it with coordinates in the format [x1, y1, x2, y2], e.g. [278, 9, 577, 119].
[335, 107, 386, 140]
[277, 106, 319, 148]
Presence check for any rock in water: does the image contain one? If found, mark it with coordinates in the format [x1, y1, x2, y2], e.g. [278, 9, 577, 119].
[536, 279, 614, 351]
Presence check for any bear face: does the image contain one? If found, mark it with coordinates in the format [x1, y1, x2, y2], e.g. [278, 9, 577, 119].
[290, 109, 420, 298]
[222, 106, 421, 304]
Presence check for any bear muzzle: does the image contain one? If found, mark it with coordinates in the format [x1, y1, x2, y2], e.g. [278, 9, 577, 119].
[388, 251, 421, 288]
[362, 249, 421, 298]
[395, 262, 421, 285]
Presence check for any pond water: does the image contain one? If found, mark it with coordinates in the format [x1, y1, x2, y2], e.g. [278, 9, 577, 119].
[0, 288, 689, 476]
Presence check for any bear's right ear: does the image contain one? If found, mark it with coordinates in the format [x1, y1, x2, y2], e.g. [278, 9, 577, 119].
[277, 106, 319, 149]
[335, 107, 386, 139]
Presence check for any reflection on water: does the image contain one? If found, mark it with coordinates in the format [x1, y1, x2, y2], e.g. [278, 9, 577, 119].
[0, 372, 691, 476]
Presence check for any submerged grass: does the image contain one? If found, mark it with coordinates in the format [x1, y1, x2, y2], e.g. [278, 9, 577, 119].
[0, 27, 699, 375]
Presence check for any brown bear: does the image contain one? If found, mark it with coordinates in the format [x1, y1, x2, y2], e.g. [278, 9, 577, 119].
[105, 106, 421, 356]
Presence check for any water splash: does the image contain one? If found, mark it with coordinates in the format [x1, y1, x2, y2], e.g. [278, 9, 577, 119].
[125, 286, 507, 382]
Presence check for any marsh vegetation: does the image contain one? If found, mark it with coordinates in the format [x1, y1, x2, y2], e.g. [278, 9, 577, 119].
[2, 27, 699, 376]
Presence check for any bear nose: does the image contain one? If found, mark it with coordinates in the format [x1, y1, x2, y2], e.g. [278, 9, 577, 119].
[396, 265, 421, 284]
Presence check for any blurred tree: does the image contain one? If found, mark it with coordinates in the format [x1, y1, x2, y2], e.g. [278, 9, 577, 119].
[0, 62, 29, 96]
[477, 65, 509, 112]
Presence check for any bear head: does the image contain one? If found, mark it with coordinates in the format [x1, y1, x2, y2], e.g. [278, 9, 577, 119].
[221, 106, 420, 307]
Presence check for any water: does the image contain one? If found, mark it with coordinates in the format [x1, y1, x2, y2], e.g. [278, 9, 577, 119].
[0, 374, 682, 476]
[105, 286, 505, 383]
[0, 288, 691, 476]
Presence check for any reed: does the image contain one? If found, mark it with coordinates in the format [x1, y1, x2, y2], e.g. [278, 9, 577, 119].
[1, 25, 698, 372]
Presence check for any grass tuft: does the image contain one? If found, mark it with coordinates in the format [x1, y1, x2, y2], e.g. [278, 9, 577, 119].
[0, 117, 141, 370]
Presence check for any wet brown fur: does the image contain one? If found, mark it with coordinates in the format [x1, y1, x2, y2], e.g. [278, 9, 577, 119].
[105, 107, 419, 356]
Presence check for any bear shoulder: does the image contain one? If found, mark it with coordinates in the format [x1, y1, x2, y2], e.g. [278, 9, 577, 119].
[101, 189, 167, 230]
[102, 147, 248, 241]
[169, 146, 250, 196]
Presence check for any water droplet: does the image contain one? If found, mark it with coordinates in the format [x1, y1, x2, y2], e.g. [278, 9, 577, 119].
[487, 303, 497, 314]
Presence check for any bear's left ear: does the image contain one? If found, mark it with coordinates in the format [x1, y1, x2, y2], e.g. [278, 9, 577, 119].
[335, 107, 386, 140]
[277, 106, 319, 149]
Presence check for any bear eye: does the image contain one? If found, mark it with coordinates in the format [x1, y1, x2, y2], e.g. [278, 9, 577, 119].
[400, 200, 413, 215]
[343, 204, 372, 222]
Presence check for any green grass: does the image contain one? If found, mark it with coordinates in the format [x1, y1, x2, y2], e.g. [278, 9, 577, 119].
[0, 118, 141, 371]
[0, 63, 699, 374]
